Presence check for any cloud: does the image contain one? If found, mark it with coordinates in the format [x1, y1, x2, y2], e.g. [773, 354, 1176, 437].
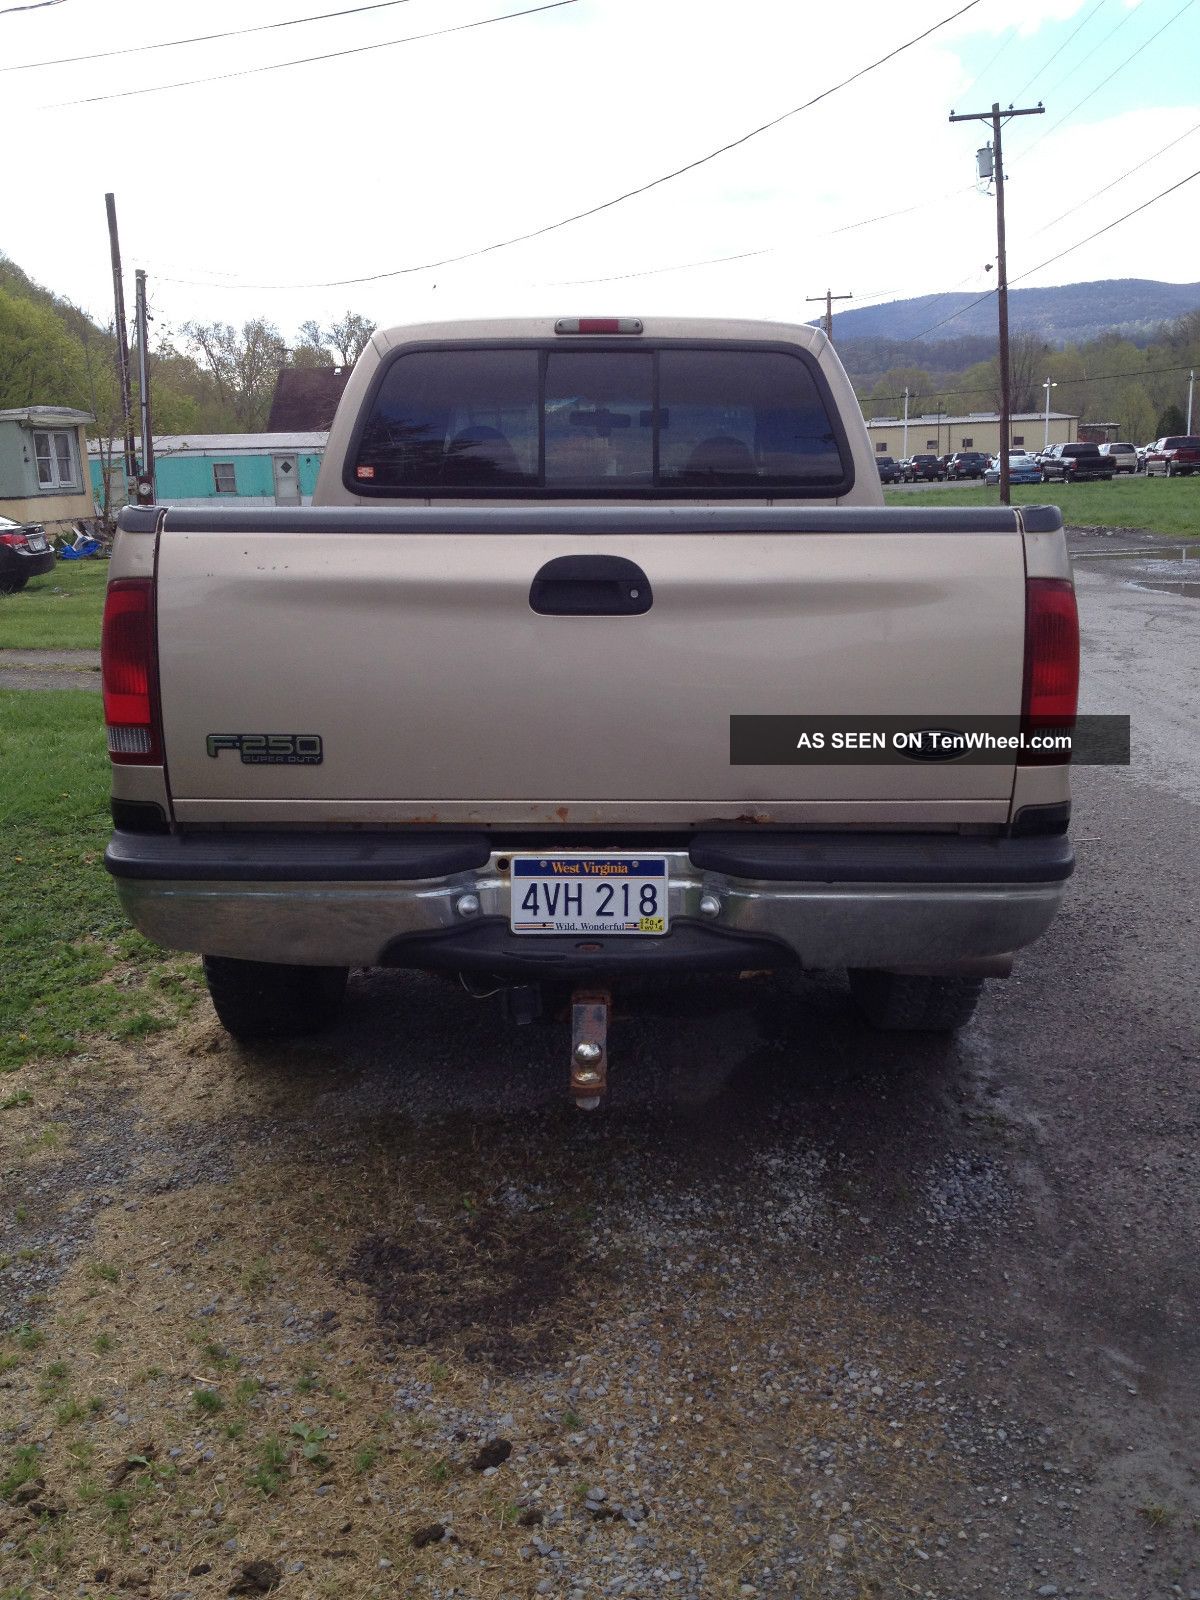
[2, 0, 1196, 341]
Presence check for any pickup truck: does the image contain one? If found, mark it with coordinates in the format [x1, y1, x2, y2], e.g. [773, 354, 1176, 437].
[101, 316, 1077, 1105]
[1038, 442, 1114, 482]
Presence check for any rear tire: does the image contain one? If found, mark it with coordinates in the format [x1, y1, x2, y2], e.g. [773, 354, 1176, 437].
[848, 969, 984, 1033]
[202, 956, 348, 1040]
[0, 574, 29, 594]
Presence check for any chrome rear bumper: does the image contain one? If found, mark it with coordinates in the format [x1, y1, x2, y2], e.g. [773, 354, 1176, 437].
[109, 839, 1070, 975]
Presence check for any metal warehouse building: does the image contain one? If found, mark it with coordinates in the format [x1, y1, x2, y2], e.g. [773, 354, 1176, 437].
[864, 411, 1078, 459]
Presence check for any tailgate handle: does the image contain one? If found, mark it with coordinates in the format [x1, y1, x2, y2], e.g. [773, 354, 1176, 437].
[529, 555, 652, 616]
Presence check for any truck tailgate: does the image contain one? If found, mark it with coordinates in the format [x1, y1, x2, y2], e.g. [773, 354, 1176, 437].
[155, 507, 1027, 827]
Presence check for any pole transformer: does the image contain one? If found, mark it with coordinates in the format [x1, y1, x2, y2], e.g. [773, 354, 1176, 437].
[806, 287, 853, 345]
[949, 100, 1044, 505]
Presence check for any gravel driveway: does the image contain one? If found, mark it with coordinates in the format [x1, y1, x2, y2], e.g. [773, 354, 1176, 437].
[1, 547, 1198, 1600]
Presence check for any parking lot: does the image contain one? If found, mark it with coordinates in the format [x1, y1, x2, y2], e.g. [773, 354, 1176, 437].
[1, 540, 1198, 1600]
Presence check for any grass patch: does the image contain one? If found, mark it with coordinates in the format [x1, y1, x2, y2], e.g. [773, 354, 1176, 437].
[249, 1436, 289, 1497]
[885, 476, 1200, 537]
[0, 562, 108, 650]
[192, 1387, 223, 1415]
[0, 690, 200, 1074]
[1138, 1502, 1174, 1528]
[1, 1443, 42, 1499]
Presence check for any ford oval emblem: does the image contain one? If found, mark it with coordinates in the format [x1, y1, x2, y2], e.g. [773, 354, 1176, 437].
[899, 729, 968, 762]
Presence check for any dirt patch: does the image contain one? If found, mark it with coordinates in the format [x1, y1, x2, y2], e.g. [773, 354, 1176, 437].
[346, 1205, 605, 1372]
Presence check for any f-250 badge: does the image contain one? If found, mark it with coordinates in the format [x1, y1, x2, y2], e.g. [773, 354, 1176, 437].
[206, 734, 323, 765]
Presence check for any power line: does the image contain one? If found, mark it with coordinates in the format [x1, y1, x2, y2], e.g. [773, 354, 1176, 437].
[959, 19, 1020, 99]
[861, 363, 1200, 410]
[145, 0, 984, 293]
[1011, 0, 1105, 100]
[0, 0, 66, 12]
[902, 164, 1200, 342]
[1010, 166, 1200, 285]
[1021, 0, 1196, 161]
[543, 249, 771, 288]
[1032, 117, 1200, 233]
[1031, 0, 1141, 103]
[903, 285, 998, 342]
[4, 0, 419, 74]
[43, 0, 577, 110]
[831, 184, 975, 233]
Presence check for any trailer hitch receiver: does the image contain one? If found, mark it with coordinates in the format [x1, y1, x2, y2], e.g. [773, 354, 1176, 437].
[570, 989, 610, 1110]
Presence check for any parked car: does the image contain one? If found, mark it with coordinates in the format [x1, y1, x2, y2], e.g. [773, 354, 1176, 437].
[1098, 442, 1138, 475]
[984, 452, 1042, 485]
[904, 453, 943, 482]
[945, 451, 988, 480]
[100, 314, 1078, 1072]
[1039, 443, 1114, 482]
[875, 455, 903, 484]
[1143, 435, 1200, 477]
[0, 515, 55, 594]
[1136, 443, 1155, 471]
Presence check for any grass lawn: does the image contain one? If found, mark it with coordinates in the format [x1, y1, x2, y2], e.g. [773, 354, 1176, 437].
[884, 476, 1200, 537]
[0, 690, 198, 1075]
[0, 561, 108, 651]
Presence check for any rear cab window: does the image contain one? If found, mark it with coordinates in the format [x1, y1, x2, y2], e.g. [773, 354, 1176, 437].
[348, 343, 852, 498]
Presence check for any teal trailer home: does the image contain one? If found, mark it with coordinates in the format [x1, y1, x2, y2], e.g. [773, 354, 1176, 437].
[90, 432, 327, 509]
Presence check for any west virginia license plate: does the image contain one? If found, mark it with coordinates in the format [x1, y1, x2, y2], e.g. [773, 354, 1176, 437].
[510, 856, 668, 935]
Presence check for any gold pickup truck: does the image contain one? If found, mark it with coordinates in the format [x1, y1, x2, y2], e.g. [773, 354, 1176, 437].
[101, 317, 1077, 1101]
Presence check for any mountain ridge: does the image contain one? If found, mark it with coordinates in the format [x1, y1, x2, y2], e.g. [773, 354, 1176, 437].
[825, 278, 1200, 347]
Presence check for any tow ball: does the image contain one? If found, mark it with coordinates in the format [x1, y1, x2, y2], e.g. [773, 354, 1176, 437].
[570, 989, 611, 1111]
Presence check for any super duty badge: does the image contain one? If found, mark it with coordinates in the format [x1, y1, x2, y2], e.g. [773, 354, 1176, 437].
[206, 734, 323, 765]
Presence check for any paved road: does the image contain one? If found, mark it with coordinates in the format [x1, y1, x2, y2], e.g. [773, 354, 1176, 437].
[2, 551, 1197, 1599]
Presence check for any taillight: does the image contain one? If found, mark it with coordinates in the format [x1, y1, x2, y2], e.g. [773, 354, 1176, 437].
[1020, 577, 1079, 766]
[101, 578, 162, 764]
[0, 532, 27, 548]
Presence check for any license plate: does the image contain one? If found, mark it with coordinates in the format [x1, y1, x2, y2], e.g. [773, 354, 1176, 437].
[510, 856, 668, 935]
[27, 536, 48, 552]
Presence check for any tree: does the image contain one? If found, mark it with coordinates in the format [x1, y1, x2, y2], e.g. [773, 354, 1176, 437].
[1118, 384, 1156, 446]
[1156, 402, 1186, 436]
[291, 319, 334, 369]
[1008, 333, 1048, 414]
[182, 318, 288, 431]
[0, 287, 87, 409]
[325, 311, 376, 367]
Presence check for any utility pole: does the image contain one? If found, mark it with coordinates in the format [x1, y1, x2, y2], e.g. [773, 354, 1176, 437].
[902, 386, 910, 459]
[104, 193, 137, 493]
[806, 287, 853, 344]
[949, 100, 1044, 505]
[1043, 377, 1057, 451]
[134, 269, 155, 504]
[1188, 368, 1195, 434]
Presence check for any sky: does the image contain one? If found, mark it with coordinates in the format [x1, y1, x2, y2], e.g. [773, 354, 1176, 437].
[2, 0, 1198, 352]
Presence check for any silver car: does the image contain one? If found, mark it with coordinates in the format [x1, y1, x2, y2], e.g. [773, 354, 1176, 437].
[1098, 442, 1138, 476]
